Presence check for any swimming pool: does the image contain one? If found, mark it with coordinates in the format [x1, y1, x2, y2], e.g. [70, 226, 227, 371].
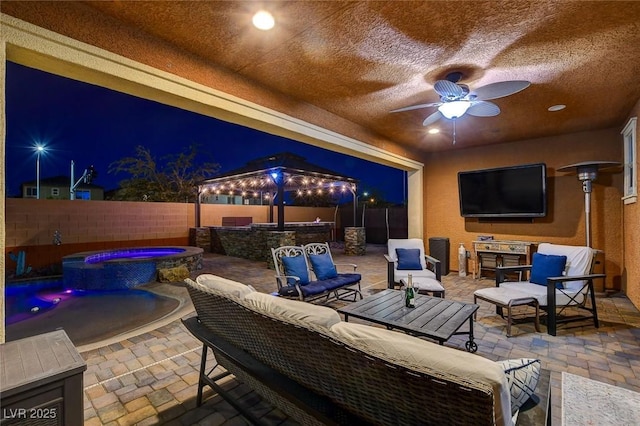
[5, 278, 70, 325]
[63, 246, 203, 290]
[5, 278, 181, 346]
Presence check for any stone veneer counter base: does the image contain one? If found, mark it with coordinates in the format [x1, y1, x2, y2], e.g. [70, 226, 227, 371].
[209, 222, 333, 264]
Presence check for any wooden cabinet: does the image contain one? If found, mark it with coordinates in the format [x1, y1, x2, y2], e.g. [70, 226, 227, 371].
[1, 330, 86, 426]
[473, 240, 536, 279]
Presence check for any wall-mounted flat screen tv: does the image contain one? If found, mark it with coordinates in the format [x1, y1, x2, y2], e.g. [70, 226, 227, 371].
[458, 163, 547, 218]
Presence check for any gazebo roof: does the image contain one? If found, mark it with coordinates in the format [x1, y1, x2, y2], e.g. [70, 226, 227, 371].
[201, 152, 358, 196]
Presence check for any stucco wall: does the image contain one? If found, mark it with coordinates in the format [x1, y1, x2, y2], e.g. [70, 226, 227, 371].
[623, 99, 640, 308]
[422, 127, 624, 294]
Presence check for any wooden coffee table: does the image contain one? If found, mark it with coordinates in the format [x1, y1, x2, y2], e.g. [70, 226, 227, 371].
[338, 289, 479, 352]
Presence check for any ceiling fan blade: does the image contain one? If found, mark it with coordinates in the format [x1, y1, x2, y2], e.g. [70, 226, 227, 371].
[390, 102, 440, 113]
[472, 80, 530, 100]
[422, 110, 443, 126]
[434, 80, 464, 99]
[466, 101, 500, 117]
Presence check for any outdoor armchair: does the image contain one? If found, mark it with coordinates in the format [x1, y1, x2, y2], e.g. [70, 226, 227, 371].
[475, 243, 604, 336]
[385, 238, 442, 289]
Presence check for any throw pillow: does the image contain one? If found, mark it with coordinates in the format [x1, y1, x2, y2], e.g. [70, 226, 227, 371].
[281, 255, 310, 285]
[278, 285, 300, 297]
[530, 253, 567, 288]
[396, 248, 423, 270]
[496, 358, 541, 416]
[308, 253, 338, 280]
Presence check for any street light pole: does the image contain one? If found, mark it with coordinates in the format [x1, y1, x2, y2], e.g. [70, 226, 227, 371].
[36, 145, 44, 199]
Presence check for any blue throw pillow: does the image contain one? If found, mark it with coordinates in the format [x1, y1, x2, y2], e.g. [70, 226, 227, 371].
[281, 255, 310, 285]
[396, 248, 423, 270]
[530, 253, 567, 288]
[308, 253, 338, 280]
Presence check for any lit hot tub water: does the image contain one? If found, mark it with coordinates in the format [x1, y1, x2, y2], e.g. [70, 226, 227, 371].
[84, 247, 184, 263]
[63, 246, 202, 291]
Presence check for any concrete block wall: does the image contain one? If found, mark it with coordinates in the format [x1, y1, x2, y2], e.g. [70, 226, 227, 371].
[5, 199, 337, 273]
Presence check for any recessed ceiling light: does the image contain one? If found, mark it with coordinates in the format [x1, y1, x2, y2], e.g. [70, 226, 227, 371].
[427, 128, 440, 135]
[252, 10, 275, 30]
[548, 104, 566, 112]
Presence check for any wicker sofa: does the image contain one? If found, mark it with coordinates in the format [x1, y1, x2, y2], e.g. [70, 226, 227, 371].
[184, 274, 544, 426]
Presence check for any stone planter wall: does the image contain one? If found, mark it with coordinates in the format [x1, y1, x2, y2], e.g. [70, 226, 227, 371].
[189, 227, 212, 253]
[344, 227, 366, 255]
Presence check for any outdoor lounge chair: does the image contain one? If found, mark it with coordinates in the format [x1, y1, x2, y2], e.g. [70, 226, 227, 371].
[474, 243, 605, 336]
[385, 238, 442, 290]
[271, 243, 362, 303]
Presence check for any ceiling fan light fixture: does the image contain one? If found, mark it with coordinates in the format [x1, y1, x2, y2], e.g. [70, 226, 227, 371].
[438, 101, 471, 119]
[427, 128, 440, 134]
[252, 10, 275, 30]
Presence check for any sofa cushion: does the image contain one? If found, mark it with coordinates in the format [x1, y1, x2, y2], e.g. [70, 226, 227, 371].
[496, 358, 541, 416]
[499, 282, 585, 307]
[396, 248, 423, 270]
[243, 292, 341, 331]
[530, 253, 567, 288]
[194, 274, 255, 299]
[308, 253, 338, 280]
[299, 281, 332, 297]
[311, 274, 361, 291]
[278, 274, 361, 298]
[281, 255, 310, 285]
[394, 268, 437, 284]
[330, 322, 512, 426]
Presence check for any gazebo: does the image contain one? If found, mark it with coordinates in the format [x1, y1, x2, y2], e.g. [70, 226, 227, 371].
[198, 152, 359, 231]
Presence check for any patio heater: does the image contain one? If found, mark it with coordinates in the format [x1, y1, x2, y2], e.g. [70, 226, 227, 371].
[557, 161, 620, 248]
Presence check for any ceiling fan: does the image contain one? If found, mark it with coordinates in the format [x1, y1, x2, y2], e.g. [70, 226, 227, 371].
[391, 72, 530, 142]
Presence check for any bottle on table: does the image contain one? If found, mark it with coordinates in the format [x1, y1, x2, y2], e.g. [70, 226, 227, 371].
[405, 274, 415, 308]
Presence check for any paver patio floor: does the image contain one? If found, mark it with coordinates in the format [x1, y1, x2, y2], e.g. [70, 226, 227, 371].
[79, 244, 640, 425]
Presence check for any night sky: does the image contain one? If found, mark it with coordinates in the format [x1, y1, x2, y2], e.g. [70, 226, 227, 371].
[5, 62, 406, 203]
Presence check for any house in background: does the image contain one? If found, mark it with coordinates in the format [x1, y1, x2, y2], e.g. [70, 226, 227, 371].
[201, 193, 245, 205]
[21, 175, 104, 200]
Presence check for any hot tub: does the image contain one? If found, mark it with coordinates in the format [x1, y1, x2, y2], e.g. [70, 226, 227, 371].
[62, 246, 203, 290]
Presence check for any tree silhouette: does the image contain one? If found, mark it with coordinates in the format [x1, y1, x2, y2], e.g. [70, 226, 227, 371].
[108, 144, 219, 202]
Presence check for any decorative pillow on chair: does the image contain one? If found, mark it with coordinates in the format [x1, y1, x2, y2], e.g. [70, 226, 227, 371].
[396, 248, 423, 270]
[281, 255, 310, 285]
[530, 252, 567, 288]
[496, 358, 541, 416]
[308, 253, 338, 280]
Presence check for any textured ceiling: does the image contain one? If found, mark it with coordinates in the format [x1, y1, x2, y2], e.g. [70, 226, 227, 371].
[6, 1, 640, 153]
